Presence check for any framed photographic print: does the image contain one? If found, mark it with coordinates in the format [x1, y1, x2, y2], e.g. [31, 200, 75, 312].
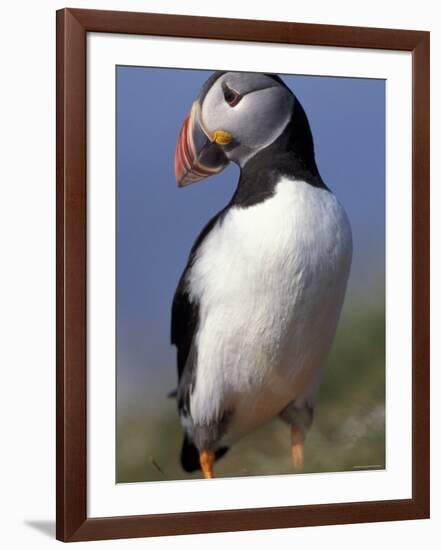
[56, 8, 430, 542]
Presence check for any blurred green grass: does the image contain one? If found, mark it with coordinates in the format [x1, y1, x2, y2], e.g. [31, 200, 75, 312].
[116, 293, 385, 483]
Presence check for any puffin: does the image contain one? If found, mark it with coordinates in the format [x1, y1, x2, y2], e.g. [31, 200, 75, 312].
[172, 71, 352, 479]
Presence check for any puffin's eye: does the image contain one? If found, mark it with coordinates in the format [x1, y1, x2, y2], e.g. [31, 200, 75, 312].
[223, 86, 241, 107]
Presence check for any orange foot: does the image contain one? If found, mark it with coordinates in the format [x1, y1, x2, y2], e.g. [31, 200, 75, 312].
[199, 449, 215, 479]
[291, 426, 305, 470]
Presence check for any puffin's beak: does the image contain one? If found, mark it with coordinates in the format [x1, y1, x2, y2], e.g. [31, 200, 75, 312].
[175, 102, 228, 187]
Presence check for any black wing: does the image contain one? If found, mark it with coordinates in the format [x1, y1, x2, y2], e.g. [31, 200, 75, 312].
[171, 274, 199, 382]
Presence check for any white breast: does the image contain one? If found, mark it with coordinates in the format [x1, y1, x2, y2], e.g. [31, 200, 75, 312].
[187, 177, 352, 442]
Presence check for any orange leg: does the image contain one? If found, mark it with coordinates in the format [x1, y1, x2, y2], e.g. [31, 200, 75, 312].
[199, 450, 215, 479]
[291, 426, 305, 470]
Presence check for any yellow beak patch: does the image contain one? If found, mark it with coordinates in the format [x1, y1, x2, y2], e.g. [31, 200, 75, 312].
[213, 130, 233, 145]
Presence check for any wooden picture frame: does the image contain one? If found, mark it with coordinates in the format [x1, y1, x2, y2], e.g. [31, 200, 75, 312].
[56, 7, 430, 541]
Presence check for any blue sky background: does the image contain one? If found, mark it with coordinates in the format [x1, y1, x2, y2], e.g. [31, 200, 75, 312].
[116, 66, 385, 411]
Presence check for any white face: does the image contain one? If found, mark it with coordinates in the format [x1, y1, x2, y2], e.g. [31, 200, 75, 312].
[200, 72, 294, 167]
